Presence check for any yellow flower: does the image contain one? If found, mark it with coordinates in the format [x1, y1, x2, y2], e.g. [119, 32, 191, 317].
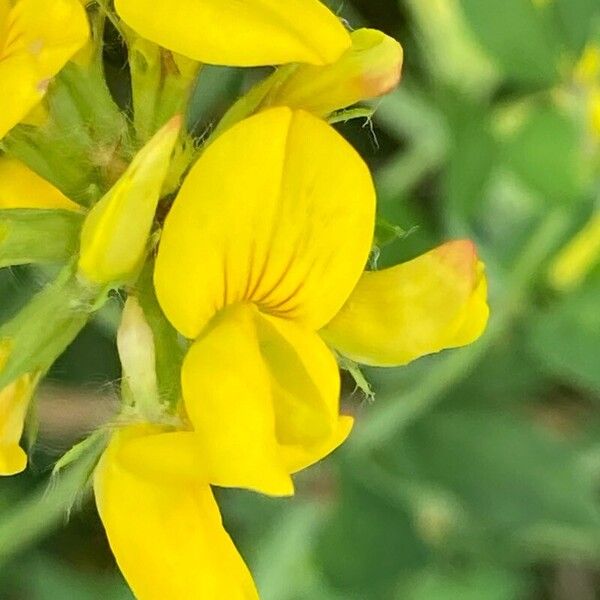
[0, 373, 36, 475]
[94, 108, 488, 599]
[77, 116, 181, 286]
[114, 0, 351, 67]
[150, 107, 488, 496]
[0, 341, 38, 476]
[573, 44, 600, 139]
[549, 211, 600, 290]
[0, 157, 81, 211]
[95, 425, 258, 599]
[0, 0, 89, 139]
[265, 28, 404, 117]
[96, 302, 258, 598]
[95, 425, 259, 600]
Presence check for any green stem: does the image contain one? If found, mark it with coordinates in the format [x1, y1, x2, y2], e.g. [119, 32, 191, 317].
[349, 207, 572, 453]
[0, 432, 107, 566]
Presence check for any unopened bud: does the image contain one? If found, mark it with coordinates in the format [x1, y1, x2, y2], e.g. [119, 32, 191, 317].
[117, 296, 160, 417]
[78, 116, 181, 285]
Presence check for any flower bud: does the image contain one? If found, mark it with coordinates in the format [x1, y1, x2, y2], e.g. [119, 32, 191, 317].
[78, 116, 181, 286]
[117, 296, 161, 418]
[266, 29, 403, 117]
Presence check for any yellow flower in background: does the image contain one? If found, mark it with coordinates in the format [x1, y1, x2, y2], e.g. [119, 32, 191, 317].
[573, 44, 600, 138]
[114, 0, 350, 67]
[0, 0, 89, 139]
[549, 211, 600, 291]
[152, 107, 488, 495]
[0, 157, 81, 211]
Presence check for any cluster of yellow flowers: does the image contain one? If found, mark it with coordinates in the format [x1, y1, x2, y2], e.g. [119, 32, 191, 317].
[0, 0, 489, 597]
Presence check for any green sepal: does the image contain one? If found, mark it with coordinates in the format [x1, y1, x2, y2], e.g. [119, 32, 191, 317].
[328, 107, 376, 125]
[338, 355, 375, 402]
[136, 262, 186, 410]
[52, 429, 109, 477]
[211, 65, 297, 141]
[0, 209, 84, 268]
[0, 266, 106, 390]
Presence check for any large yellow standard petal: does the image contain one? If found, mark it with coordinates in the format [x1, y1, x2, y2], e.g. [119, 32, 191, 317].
[94, 425, 259, 600]
[155, 107, 376, 338]
[321, 240, 490, 367]
[0, 158, 81, 211]
[0, 0, 89, 139]
[115, 0, 350, 67]
[0, 373, 36, 476]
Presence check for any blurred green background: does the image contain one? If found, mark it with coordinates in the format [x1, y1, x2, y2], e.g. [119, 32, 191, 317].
[1, 0, 600, 598]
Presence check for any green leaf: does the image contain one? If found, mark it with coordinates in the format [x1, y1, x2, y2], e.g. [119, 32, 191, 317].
[458, 0, 560, 85]
[317, 475, 430, 599]
[398, 567, 530, 600]
[552, 0, 600, 54]
[136, 262, 185, 408]
[5, 555, 133, 600]
[385, 408, 600, 559]
[0, 268, 103, 389]
[527, 278, 600, 392]
[187, 65, 245, 132]
[443, 92, 497, 225]
[0, 209, 84, 268]
[503, 107, 584, 205]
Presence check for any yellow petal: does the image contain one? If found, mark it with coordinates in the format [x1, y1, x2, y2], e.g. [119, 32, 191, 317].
[267, 28, 403, 117]
[321, 240, 490, 367]
[182, 304, 294, 497]
[114, 0, 350, 67]
[145, 306, 347, 492]
[155, 107, 376, 338]
[95, 425, 258, 600]
[0, 158, 81, 211]
[257, 312, 340, 445]
[0, 0, 9, 27]
[117, 429, 206, 483]
[549, 212, 600, 291]
[0, 373, 36, 476]
[78, 116, 181, 285]
[281, 415, 353, 474]
[0, 0, 89, 139]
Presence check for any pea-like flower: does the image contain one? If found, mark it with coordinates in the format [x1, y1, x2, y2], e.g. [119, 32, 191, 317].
[0, 0, 89, 139]
[114, 0, 351, 67]
[94, 107, 488, 598]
